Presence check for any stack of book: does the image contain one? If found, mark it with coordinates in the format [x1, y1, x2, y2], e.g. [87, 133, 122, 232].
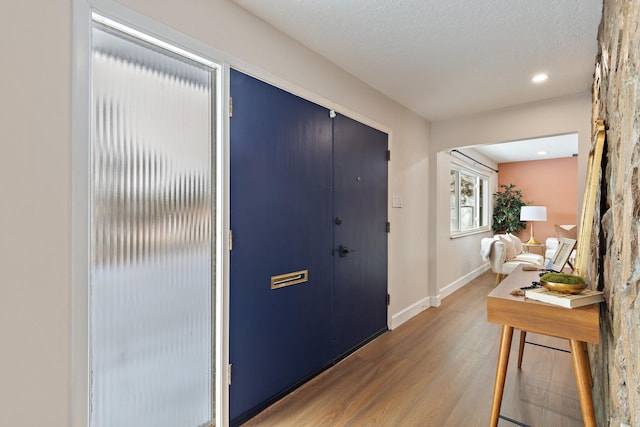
[524, 287, 604, 308]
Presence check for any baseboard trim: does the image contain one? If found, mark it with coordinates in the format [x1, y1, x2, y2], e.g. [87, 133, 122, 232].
[390, 264, 490, 330]
[437, 264, 490, 303]
[390, 296, 433, 330]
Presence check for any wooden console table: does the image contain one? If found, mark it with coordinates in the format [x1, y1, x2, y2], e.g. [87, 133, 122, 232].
[486, 265, 600, 427]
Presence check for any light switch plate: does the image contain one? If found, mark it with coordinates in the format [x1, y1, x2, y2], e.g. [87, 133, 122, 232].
[392, 195, 403, 208]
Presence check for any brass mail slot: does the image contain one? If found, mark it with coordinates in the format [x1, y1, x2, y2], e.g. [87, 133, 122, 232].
[270, 269, 309, 290]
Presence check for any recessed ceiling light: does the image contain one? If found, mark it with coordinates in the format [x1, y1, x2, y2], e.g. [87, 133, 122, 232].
[537, 151, 548, 155]
[532, 73, 548, 83]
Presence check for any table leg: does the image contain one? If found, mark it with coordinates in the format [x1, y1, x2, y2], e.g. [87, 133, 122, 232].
[578, 341, 593, 387]
[517, 330, 526, 368]
[569, 339, 596, 427]
[490, 325, 513, 427]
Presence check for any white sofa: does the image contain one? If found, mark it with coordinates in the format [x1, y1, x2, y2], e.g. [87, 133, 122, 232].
[481, 234, 545, 286]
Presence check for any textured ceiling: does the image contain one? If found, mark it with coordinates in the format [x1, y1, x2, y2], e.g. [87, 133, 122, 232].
[232, 0, 602, 123]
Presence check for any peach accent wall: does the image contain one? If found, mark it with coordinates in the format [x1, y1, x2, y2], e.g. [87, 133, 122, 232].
[498, 156, 578, 244]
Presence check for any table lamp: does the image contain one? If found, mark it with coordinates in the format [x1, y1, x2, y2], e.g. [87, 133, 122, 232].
[520, 206, 547, 244]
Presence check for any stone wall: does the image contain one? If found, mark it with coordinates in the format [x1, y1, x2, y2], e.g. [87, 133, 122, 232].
[592, 1, 640, 425]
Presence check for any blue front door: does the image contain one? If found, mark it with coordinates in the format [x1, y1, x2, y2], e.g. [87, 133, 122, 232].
[229, 70, 388, 422]
[332, 113, 389, 358]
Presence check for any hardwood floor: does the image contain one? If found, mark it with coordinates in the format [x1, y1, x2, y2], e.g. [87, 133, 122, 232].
[241, 270, 584, 426]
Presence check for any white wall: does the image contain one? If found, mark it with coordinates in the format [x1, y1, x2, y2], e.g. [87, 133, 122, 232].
[1, 0, 431, 425]
[429, 93, 593, 296]
[1, 2, 72, 426]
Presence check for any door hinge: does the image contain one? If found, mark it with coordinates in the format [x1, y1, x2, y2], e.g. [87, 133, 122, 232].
[228, 363, 233, 385]
[386, 150, 391, 161]
[387, 294, 390, 306]
[229, 230, 233, 251]
[386, 222, 391, 233]
[229, 96, 233, 117]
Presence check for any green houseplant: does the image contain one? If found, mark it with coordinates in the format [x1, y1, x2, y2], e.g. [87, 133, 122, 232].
[492, 184, 528, 234]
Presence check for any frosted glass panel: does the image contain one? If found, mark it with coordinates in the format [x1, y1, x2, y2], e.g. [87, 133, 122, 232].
[90, 24, 214, 427]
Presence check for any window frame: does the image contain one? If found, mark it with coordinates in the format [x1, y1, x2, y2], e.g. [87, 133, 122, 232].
[73, 4, 228, 426]
[449, 162, 491, 237]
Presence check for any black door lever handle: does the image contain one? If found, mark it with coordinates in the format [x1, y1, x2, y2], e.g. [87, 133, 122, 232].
[339, 244, 355, 257]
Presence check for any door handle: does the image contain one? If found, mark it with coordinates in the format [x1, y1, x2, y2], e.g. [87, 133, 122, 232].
[339, 244, 355, 258]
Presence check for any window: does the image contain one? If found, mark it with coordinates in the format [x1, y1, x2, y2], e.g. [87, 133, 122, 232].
[450, 166, 489, 235]
[90, 17, 218, 427]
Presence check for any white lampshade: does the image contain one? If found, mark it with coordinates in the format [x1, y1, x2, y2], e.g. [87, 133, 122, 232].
[520, 206, 547, 221]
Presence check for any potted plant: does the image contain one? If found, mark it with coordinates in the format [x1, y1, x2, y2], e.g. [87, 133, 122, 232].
[492, 183, 528, 234]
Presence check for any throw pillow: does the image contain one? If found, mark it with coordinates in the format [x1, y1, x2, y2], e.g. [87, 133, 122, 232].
[496, 234, 517, 260]
[507, 233, 523, 254]
[555, 224, 577, 240]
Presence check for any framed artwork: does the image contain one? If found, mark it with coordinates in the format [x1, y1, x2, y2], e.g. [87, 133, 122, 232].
[574, 120, 606, 276]
[550, 237, 577, 272]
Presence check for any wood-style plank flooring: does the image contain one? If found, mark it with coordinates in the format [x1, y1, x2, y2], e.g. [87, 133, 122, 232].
[242, 270, 584, 426]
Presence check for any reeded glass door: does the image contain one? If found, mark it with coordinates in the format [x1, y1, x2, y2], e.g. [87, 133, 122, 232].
[90, 19, 216, 427]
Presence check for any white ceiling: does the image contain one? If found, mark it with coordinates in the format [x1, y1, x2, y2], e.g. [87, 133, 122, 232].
[231, 0, 602, 162]
[471, 133, 578, 164]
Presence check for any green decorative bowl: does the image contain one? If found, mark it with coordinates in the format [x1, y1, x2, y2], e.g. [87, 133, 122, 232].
[540, 272, 587, 294]
[540, 280, 587, 294]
